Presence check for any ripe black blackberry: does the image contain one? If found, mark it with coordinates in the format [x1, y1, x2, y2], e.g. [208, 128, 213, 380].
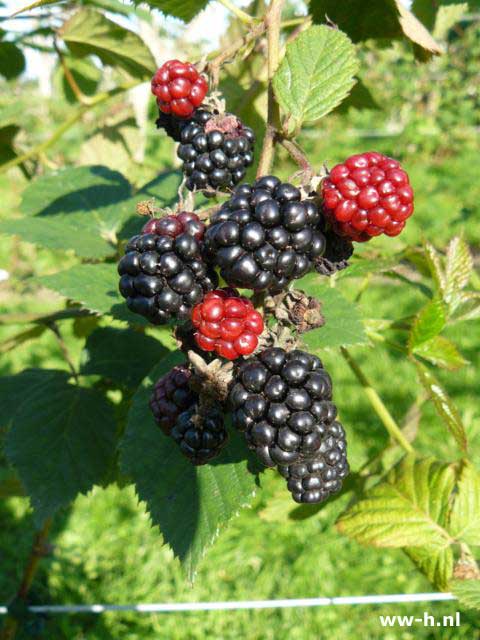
[155, 108, 212, 143]
[315, 228, 354, 276]
[171, 404, 228, 465]
[150, 364, 197, 434]
[177, 111, 255, 192]
[229, 347, 348, 503]
[230, 348, 337, 466]
[278, 421, 349, 504]
[118, 231, 218, 324]
[204, 176, 326, 292]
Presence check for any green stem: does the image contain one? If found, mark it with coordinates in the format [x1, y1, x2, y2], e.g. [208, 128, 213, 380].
[0, 82, 140, 175]
[256, 0, 285, 177]
[217, 0, 256, 24]
[341, 347, 415, 454]
[0, 518, 52, 640]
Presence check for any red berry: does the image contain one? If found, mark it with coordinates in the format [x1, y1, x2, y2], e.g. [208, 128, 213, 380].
[191, 288, 264, 360]
[141, 211, 205, 240]
[321, 152, 414, 242]
[151, 60, 209, 118]
[234, 332, 258, 356]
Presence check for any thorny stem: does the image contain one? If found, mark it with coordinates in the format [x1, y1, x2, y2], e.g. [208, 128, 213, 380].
[217, 0, 257, 24]
[256, 0, 285, 177]
[0, 81, 140, 174]
[341, 347, 415, 455]
[0, 518, 53, 640]
[279, 137, 314, 174]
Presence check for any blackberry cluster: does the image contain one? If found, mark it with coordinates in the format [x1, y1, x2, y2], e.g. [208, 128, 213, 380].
[149, 364, 196, 434]
[229, 347, 348, 503]
[156, 108, 209, 144]
[118, 231, 217, 324]
[204, 176, 326, 292]
[171, 404, 228, 465]
[177, 111, 255, 192]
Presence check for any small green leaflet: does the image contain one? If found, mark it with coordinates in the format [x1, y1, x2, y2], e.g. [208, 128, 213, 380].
[413, 335, 467, 371]
[273, 25, 358, 128]
[452, 579, 480, 611]
[414, 362, 467, 452]
[60, 8, 155, 80]
[120, 355, 261, 580]
[449, 462, 480, 546]
[337, 456, 455, 548]
[409, 297, 446, 350]
[2, 369, 117, 525]
[443, 235, 473, 314]
[299, 280, 366, 349]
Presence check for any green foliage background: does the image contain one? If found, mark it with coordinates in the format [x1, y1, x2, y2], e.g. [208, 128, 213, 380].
[1, 1, 479, 638]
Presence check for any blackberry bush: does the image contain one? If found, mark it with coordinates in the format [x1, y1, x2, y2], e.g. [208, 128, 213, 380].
[204, 176, 326, 291]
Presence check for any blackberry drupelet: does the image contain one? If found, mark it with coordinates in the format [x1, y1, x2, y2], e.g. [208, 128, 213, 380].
[177, 111, 255, 192]
[118, 230, 218, 325]
[204, 176, 326, 292]
[149, 364, 197, 434]
[278, 421, 349, 503]
[314, 229, 354, 276]
[156, 108, 212, 143]
[171, 404, 228, 465]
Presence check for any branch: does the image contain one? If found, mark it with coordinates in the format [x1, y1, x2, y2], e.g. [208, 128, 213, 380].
[0, 518, 52, 640]
[217, 0, 257, 24]
[0, 81, 140, 175]
[341, 347, 415, 454]
[53, 39, 88, 105]
[256, 0, 285, 177]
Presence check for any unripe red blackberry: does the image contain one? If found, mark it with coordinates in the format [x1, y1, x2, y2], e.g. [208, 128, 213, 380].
[321, 152, 414, 242]
[177, 112, 255, 192]
[118, 219, 217, 324]
[151, 59, 208, 118]
[142, 211, 205, 241]
[204, 176, 326, 292]
[191, 288, 264, 360]
[149, 364, 197, 434]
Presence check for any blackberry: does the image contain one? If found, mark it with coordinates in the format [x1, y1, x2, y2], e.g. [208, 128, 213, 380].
[156, 108, 211, 143]
[171, 405, 228, 465]
[150, 364, 197, 434]
[177, 111, 255, 192]
[315, 229, 354, 276]
[204, 176, 326, 292]
[151, 59, 208, 118]
[278, 421, 349, 504]
[118, 231, 218, 325]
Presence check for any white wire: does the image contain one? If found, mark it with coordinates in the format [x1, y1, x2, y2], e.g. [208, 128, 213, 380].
[0, 593, 457, 615]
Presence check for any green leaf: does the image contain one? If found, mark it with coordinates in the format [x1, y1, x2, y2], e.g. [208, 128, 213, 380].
[120, 356, 260, 580]
[405, 545, 453, 590]
[60, 8, 155, 80]
[409, 297, 446, 350]
[2, 369, 117, 524]
[272, 25, 358, 128]
[309, 0, 443, 59]
[337, 456, 454, 548]
[449, 462, 480, 546]
[39, 263, 145, 324]
[452, 579, 480, 611]
[414, 361, 468, 452]
[413, 335, 467, 371]
[0, 124, 20, 165]
[0, 42, 26, 79]
[0, 165, 132, 259]
[80, 327, 171, 387]
[433, 4, 469, 39]
[443, 236, 473, 314]
[338, 255, 403, 279]
[299, 281, 366, 349]
[55, 56, 102, 103]
[424, 241, 446, 293]
[143, 0, 209, 22]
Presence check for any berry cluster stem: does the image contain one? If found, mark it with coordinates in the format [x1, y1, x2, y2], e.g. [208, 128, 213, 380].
[256, 0, 285, 178]
[341, 347, 415, 454]
[0, 518, 52, 640]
